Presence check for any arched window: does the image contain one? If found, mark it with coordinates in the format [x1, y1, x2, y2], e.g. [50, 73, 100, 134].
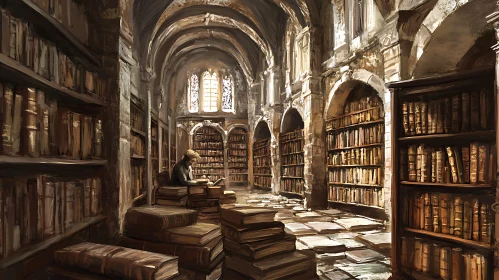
[202, 71, 218, 112]
[222, 75, 234, 112]
[189, 73, 199, 113]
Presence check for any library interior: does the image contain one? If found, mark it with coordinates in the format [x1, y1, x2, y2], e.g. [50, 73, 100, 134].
[0, 0, 498, 279]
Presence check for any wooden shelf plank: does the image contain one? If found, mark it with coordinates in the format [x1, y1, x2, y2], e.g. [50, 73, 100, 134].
[0, 53, 105, 107]
[328, 182, 383, 188]
[281, 176, 304, 179]
[327, 143, 383, 151]
[5, 0, 101, 69]
[0, 215, 106, 269]
[403, 228, 493, 250]
[326, 119, 384, 132]
[282, 164, 305, 167]
[131, 127, 146, 137]
[0, 156, 107, 166]
[398, 130, 495, 142]
[131, 155, 145, 160]
[281, 152, 303, 156]
[328, 164, 382, 168]
[400, 181, 493, 188]
[328, 200, 384, 210]
[327, 107, 377, 121]
[254, 174, 272, 177]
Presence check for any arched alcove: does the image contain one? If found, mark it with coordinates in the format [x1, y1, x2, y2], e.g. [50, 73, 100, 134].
[281, 108, 305, 133]
[280, 108, 305, 197]
[253, 121, 273, 191]
[192, 126, 225, 184]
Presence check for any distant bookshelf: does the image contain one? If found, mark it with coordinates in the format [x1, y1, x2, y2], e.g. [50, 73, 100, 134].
[228, 128, 248, 186]
[151, 116, 159, 184]
[253, 138, 271, 190]
[280, 129, 304, 196]
[130, 101, 145, 199]
[160, 121, 169, 171]
[193, 126, 225, 183]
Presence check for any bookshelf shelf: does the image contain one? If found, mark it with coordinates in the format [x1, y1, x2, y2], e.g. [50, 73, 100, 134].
[4, 0, 101, 69]
[280, 129, 305, 196]
[253, 138, 272, 190]
[0, 215, 106, 269]
[131, 155, 145, 160]
[389, 68, 497, 279]
[326, 88, 386, 220]
[0, 53, 105, 107]
[228, 128, 248, 185]
[131, 127, 146, 137]
[403, 228, 492, 250]
[193, 126, 225, 183]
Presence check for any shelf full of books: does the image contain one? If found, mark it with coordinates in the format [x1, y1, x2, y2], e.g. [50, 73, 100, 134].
[326, 90, 386, 219]
[193, 126, 225, 183]
[170, 126, 176, 171]
[151, 117, 159, 184]
[280, 129, 304, 196]
[130, 102, 145, 199]
[389, 68, 497, 280]
[228, 128, 248, 185]
[160, 121, 169, 171]
[253, 138, 272, 190]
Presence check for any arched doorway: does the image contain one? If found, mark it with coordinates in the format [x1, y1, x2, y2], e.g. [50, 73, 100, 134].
[192, 126, 225, 184]
[227, 127, 249, 187]
[253, 121, 273, 191]
[280, 108, 305, 197]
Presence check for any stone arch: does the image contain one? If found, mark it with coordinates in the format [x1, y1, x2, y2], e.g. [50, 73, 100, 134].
[227, 124, 250, 136]
[253, 119, 273, 140]
[324, 69, 387, 119]
[280, 107, 305, 133]
[408, 0, 496, 78]
[190, 121, 227, 141]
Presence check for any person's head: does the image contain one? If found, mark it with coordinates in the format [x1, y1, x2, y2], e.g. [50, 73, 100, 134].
[183, 149, 201, 166]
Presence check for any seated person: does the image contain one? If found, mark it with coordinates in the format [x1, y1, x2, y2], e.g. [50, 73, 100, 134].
[171, 149, 213, 186]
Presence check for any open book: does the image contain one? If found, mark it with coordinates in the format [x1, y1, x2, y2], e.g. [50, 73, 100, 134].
[212, 177, 225, 186]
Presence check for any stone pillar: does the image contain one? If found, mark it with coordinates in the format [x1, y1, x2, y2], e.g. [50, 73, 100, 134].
[247, 83, 260, 191]
[267, 66, 282, 106]
[380, 14, 413, 82]
[141, 69, 156, 205]
[269, 107, 283, 195]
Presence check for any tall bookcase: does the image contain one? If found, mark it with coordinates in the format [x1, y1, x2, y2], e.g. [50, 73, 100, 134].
[160, 121, 169, 172]
[192, 126, 225, 183]
[389, 68, 497, 280]
[170, 124, 176, 171]
[280, 129, 305, 196]
[253, 138, 272, 190]
[325, 88, 386, 220]
[228, 128, 248, 186]
[151, 116, 159, 185]
[130, 101, 145, 199]
[0, 0, 106, 272]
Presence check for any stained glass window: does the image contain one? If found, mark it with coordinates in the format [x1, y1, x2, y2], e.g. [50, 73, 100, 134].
[222, 75, 233, 112]
[189, 73, 199, 112]
[202, 71, 218, 112]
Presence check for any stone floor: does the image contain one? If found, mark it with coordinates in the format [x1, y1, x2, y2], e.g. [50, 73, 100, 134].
[229, 186, 392, 280]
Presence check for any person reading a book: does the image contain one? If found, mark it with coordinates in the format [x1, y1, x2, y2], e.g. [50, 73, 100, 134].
[171, 149, 214, 186]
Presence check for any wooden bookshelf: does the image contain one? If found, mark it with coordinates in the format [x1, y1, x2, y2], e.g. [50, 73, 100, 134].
[170, 126, 176, 171]
[389, 68, 497, 279]
[151, 117, 159, 184]
[0, 1, 108, 270]
[193, 126, 225, 183]
[160, 121, 169, 171]
[228, 128, 248, 186]
[326, 88, 385, 219]
[253, 138, 272, 190]
[130, 102, 145, 199]
[280, 129, 304, 196]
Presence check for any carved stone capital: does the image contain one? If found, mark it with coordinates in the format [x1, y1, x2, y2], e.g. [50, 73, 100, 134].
[140, 68, 156, 83]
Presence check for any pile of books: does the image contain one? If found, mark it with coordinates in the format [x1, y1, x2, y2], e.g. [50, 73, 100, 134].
[119, 206, 224, 279]
[155, 186, 188, 207]
[187, 185, 223, 224]
[221, 190, 237, 204]
[221, 206, 318, 279]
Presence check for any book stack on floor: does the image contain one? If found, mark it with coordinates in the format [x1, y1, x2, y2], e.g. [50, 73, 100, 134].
[187, 185, 222, 224]
[221, 207, 318, 279]
[48, 242, 186, 280]
[120, 206, 224, 280]
[220, 190, 237, 204]
[155, 186, 188, 207]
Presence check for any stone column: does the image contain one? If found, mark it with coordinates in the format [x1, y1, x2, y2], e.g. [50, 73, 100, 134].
[247, 83, 260, 191]
[380, 14, 413, 82]
[141, 69, 156, 205]
[269, 107, 283, 195]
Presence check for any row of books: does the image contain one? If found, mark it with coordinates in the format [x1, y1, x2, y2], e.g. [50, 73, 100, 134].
[254, 167, 271, 174]
[327, 123, 384, 149]
[130, 104, 144, 133]
[198, 156, 223, 163]
[401, 90, 492, 137]
[253, 157, 271, 167]
[229, 143, 246, 149]
[192, 169, 224, 175]
[282, 166, 304, 177]
[254, 176, 271, 189]
[195, 164, 224, 170]
[328, 168, 383, 186]
[401, 236, 488, 279]
[228, 162, 246, 168]
[229, 168, 248, 173]
[282, 154, 304, 165]
[131, 164, 144, 199]
[31, 0, 90, 45]
[404, 192, 493, 243]
[193, 174, 220, 182]
[161, 127, 169, 170]
[0, 9, 103, 97]
[281, 140, 303, 154]
[253, 138, 270, 155]
[0, 176, 102, 259]
[280, 129, 303, 142]
[328, 185, 384, 208]
[197, 150, 222, 156]
[151, 125, 157, 139]
[0, 84, 103, 159]
[131, 134, 145, 157]
[228, 135, 246, 142]
[228, 157, 246, 163]
[281, 178, 304, 194]
[193, 142, 223, 149]
[229, 174, 247, 182]
[195, 135, 222, 142]
[326, 95, 383, 130]
[327, 146, 383, 166]
[229, 150, 246, 156]
[401, 143, 496, 184]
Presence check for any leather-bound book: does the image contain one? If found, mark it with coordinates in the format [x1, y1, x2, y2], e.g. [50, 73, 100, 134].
[400, 149, 408, 181]
[461, 92, 470, 131]
[488, 145, 496, 186]
[54, 182, 63, 235]
[479, 89, 489, 129]
[36, 176, 45, 239]
[479, 254, 487, 280]
[221, 207, 277, 225]
[71, 112, 81, 160]
[413, 238, 422, 271]
[44, 180, 55, 237]
[453, 196, 463, 237]
[93, 119, 102, 158]
[58, 109, 71, 157]
[436, 149, 444, 183]
[11, 91, 23, 155]
[472, 199, 480, 241]
[224, 234, 296, 261]
[37, 90, 50, 157]
[64, 181, 75, 230]
[436, 100, 444, 133]
[157, 187, 188, 197]
[446, 147, 458, 184]
[24, 23, 33, 69]
[422, 242, 430, 273]
[81, 116, 93, 160]
[449, 198, 455, 235]
[207, 186, 223, 198]
[440, 194, 450, 234]
[33, 36, 39, 73]
[14, 18, 22, 63]
[408, 145, 417, 181]
[415, 101, 422, 134]
[414, 194, 421, 229]
[0, 83, 14, 155]
[58, 52, 66, 87]
[156, 197, 188, 207]
[402, 101, 409, 135]
[1, 9, 10, 55]
[124, 206, 197, 231]
[451, 248, 463, 280]
[8, 16, 16, 60]
[91, 178, 101, 216]
[21, 88, 39, 157]
[463, 253, 471, 280]
[440, 247, 451, 279]
[432, 193, 440, 232]
[39, 39, 49, 79]
[461, 147, 470, 183]
[421, 101, 428, 134]
[451, 95, 461, 133]
[119, 235, 223, 269]
[401, 237, 409, 268]
[408, 102, 415, 135]
[463, 200, 472, 240]
[470, 92, 480, 130]
[48, 99, 58, 156]
[443, 98, 451, 134]
[416, 145, 423, 182]
[480, 204, 491, 243]
[126, 223, 221, 246]
[477, 144, 489, 183]
[431, 244, 441, 276]
[83, 179, 91, 218]
[424, 193, 433, 231]
[222, 221, 285, 244]
[470, 142, 479, 184]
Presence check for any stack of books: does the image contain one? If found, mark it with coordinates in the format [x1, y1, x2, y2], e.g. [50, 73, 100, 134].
[155, 186, 188, 207]
[120, 206, 225, 279]
[187, 185, 222, 224]
[221, 190, 237, 204]
[221, 207, 317, 279]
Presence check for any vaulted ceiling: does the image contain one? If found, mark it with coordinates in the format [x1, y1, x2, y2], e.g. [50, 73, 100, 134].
[132, 0, 322, 86]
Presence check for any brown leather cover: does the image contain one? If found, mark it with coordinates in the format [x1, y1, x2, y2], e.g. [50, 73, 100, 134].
[124, 206, 197, 230]
[125, 223, 220, 245]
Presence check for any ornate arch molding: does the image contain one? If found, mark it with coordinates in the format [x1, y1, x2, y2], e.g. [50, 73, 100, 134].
[189, 120, 228, 143]
[324, 69, 387, 119]
[253, 117, 274, 139]
[408, 0, 495, 78]
[280, 105, 305, 134]
[227, 124, 250, 136]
